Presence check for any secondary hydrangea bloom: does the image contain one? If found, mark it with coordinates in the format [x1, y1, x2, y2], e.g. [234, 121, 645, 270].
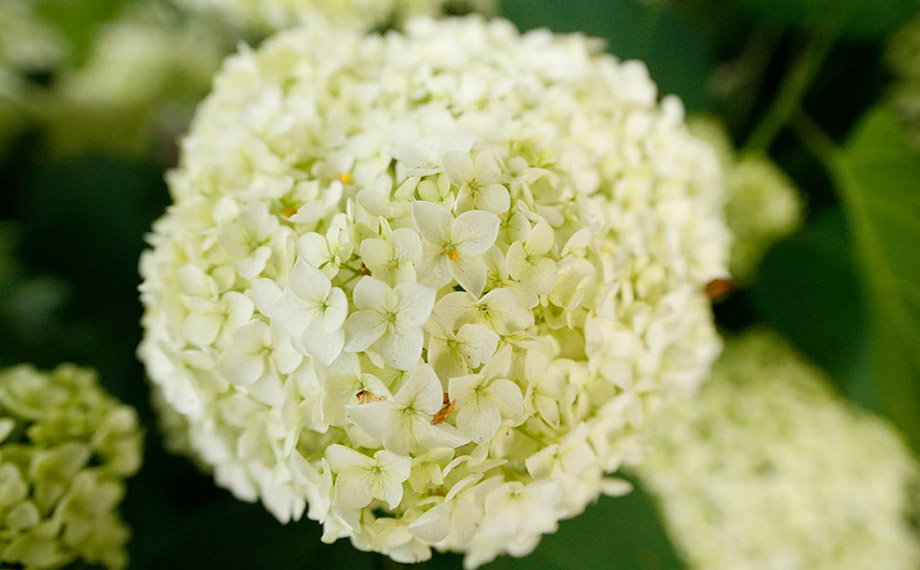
[43, 1, 230, 157]
[636, 331, 920, 570]
[0, 364, 143, 569]
[689, 117, 802, 283]
[177, 0, 497, 34]
[139, 17, 730, 567]
[888, 14, 920, 148]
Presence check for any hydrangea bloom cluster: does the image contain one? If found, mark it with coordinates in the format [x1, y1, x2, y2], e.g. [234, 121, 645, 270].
[43, 1, 231, 157]
[636, 331, 920, 570]
[889, 14, 920, 148]
[177, 0, 497, 34]
[689, 117, 802, 283]
[0, 364, 143, 569]
[139, 17, 729, 567]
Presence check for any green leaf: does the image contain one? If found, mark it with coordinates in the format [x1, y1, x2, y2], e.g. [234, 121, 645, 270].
[728, 0, 917, 40]
[751, 209, 875, 408]
[832, 107, 920, 451]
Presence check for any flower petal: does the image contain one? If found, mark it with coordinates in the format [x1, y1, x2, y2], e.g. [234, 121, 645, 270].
[452, 210, 500, 256]
[334, 467, 377, 510]
[218, 348, 264, 387]
[486, 379, 524, 420]
[394, 282, 436, 327]
[390, 228, 422, 264]
[474, 150, 503, 183]
[183, 312, 221, 347]
[523, 257, 558, 296]
[323, 287, 349, 330]
[412, 418, 471, 450]
[303, 323, 344, 366]
[290, 257, 331, 301]
[352, 277, 393, 311]
[433, 292, 477, 328]
[526, 220, 554, 255]
[296, 232, 330, 269]
[359, 238, 391, 274]
[450, 255, 488, 298]
[455, 398, 501, 444]
[343, 310, 388, 352]
[456, 324, 499, 368]
[472, 183, 510, 214]
[375, 450, 412, 483]
[327, 444, 376, 472]
[251, 278, 283, 319]
[346, 400, 398, 442]
[408, 502, 452, 543]
[442, 150, 475, 188]
[375, 327, 424, 371]
[417, 244, 452, 290]
[412, 201, 452, 245]
[397, 363, 444, 415]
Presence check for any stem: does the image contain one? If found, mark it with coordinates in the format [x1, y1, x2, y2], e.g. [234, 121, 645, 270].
[745, 29, 838, 151]
[723, 28, 784, 131]
[790, 111, 840, 170]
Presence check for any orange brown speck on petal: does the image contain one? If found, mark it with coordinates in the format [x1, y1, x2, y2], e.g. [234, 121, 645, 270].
[431, 393, 455, 425]
[356, 390, 386, 404]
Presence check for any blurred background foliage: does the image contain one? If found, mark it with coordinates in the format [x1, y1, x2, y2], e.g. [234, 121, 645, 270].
[1, 0, 919, 568]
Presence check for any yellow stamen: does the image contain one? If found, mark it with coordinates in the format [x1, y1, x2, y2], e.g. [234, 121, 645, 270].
[338, 172, 353, 185]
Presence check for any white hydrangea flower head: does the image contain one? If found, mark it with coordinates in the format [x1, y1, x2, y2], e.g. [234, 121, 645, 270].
[889, 14, 920, 148]
[177, 0, 497, 34]
[0, 364, 143, 570]
[636, 331, 920, 570]
[689, 117, 803, 283]
[42, 1, 231, 156]
[139, 16, 730, 567]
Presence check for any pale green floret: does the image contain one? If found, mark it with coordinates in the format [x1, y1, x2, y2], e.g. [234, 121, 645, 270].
[689, 117, 803, 283]
[0, 364, 143, 570]
[139, 16, 730, 568]
[888, 14, 920, 149]
[636, 331, 920, 570]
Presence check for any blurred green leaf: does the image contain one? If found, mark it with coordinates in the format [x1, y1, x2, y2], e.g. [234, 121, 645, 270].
[751, 209, 874, 408]
[832, 107, 920, 451]
[727, 0, 917, 40]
